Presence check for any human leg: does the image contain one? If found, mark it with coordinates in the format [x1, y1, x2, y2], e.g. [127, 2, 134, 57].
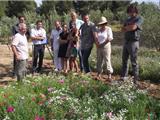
[96, 47, 103, 78]
[129, 42, 139, 81]
[37, 45, 45, 72]
[81, 47, 92, 73]
[16, 60, 27, 82]
[121, 44, 129, 79]
[32, 45, 39, 73]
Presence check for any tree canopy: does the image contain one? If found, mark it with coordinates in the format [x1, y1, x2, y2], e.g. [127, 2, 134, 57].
[5, 1, 36, 17]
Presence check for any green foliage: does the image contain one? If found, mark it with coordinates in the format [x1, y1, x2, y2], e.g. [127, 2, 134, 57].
[90, 46, 160, 82]
[0, 1, 8, 19]
[0, 73, 159, 119]
[89, 10, 102, 24]
[0, 16, 16, 38]
[139, 3, 160, 51]
[102, 9, 114, 22]
[5, 1, 36, 17]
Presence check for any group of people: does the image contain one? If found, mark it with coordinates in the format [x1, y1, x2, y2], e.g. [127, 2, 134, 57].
[11, 4, 143, 85]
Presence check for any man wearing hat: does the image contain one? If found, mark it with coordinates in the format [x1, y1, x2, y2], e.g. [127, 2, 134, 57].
[120, 4, 143, 84]
[96, 16, 113, 80]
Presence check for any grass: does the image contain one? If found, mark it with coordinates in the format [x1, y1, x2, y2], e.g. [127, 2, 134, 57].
[89, 45, 160, 82]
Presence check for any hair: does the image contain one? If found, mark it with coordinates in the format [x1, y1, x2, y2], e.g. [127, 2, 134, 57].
[62, 23, 67, 27]
[81, 13, 89, 19]
[18, 15, 25, 20]
[54, 20, 61, 25]
[70, 11, 77, 16]
[127, 4, 138, 14]
[36, 20, 43, 25]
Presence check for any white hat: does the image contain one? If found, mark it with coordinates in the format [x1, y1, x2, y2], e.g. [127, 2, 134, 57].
[98, 16, 108, 25]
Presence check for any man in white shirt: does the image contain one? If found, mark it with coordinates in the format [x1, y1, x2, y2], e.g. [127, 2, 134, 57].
[50, 20, 62, 71]
[31, 20, 47, 73]
[11, 23, 28, 81]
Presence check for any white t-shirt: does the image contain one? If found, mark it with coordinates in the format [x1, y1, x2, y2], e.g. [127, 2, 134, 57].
[97, 27, 113, 44]
[31, 28, 46, 45]
[12, 33, 28, 60]
[50, 29, 62, 50]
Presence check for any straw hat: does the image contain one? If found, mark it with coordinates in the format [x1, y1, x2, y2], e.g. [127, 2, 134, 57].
[98, 16, 108, 25]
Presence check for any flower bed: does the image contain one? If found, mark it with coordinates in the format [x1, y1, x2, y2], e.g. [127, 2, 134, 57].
[0, 73, 159, 120]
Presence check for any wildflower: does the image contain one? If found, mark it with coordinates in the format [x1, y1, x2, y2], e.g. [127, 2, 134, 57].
[7, 106, 14, 113]
[34, 115, 45, 120]
[3, 115, 10, 120]
[47, 87, 54, 92]
[60, 95, 67, 101]
[39, 93, 46, 101]
[106, 112, 113, 119]
[58, 79, 64, 84]
[32, 97, 36, 102]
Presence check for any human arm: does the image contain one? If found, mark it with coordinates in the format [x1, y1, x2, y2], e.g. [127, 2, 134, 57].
[30, 29, 46, 41]
[122, 16, 143, 32]
[99, 27, 113, 47]
[11, 45, 20, 60]
[11, 35, 20, 60]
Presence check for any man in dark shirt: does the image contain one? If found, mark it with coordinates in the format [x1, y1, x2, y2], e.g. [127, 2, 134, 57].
[121, 4, 143, 84]
[80, 14, 97, 73]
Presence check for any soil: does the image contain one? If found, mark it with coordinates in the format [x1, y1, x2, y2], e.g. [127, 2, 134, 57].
[0, 45, 160, 99]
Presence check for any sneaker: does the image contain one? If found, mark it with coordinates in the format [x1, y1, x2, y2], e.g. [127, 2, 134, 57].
[119, 76, 128, 81]
[54, 68, 59, 72]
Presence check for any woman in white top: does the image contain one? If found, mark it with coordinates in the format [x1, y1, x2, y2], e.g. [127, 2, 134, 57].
[96, 16, 113, 80]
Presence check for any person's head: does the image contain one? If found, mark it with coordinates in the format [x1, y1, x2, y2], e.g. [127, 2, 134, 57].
[62, 24, 68, 32]
[71, 22, 77, 33]
[82, 14, 90, 23]
[97, 16, 108, 29]
[70, 11, 77, 21]
[54, 20, 61, 29]
[127, 4, 138, 17]
[18, 16, 25, 23]
[36, 20, 43, 29]
[18, 23, 27, 34]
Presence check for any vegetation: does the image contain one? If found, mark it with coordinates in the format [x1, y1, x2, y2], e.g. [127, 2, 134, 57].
[88, 45, 160, 82]
[0, 73, 159, 120]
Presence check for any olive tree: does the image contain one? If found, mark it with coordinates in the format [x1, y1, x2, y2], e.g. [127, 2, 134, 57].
[140, 3, 160, 51]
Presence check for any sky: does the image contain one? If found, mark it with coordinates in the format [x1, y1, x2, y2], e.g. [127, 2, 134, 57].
[34, 0, 159, 7]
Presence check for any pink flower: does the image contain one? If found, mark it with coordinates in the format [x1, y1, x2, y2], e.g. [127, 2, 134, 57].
[60, 95, 67, 101]
[58, 79, 64, 84]
[7, 106, 14, 113]
[106, 112, 113, 119]
[47, 87, 54, 92]
[34, 115, 45, 120]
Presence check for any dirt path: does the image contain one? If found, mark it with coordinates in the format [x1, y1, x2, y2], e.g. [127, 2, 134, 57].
[0, 45, 15, 84]
[0, 45, 160, 99]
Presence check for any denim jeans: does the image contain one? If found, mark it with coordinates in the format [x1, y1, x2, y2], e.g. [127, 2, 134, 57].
[77, 49, 83, 72]
[81, 47, 92, 73]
